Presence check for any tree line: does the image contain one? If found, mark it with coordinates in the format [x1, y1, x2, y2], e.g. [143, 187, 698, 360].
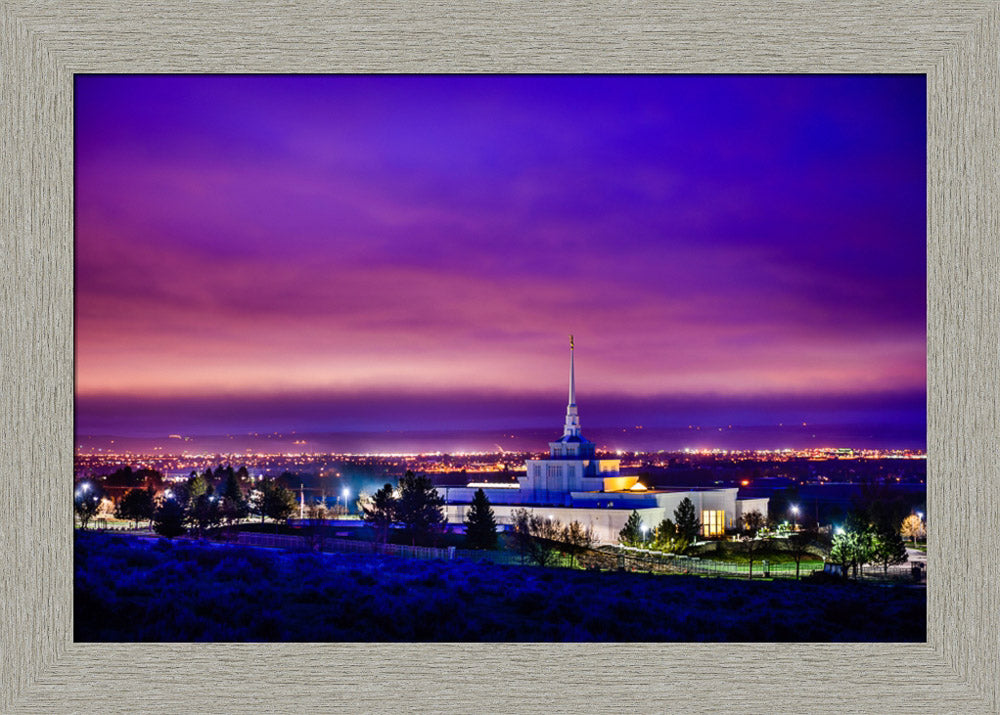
[616, 497, 701, 553]
[74, 468, 299, 538]
[361, 471, 449, 547]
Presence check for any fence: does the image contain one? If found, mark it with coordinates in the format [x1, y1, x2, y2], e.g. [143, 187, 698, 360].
[592, 546, 923, 582]
[233, 532, 923, 582]
[236, 531, 529, 565]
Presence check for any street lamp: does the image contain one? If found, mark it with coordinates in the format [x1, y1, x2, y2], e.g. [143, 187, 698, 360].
[640, 523, 649, 544]
[790, 504, 799, 530]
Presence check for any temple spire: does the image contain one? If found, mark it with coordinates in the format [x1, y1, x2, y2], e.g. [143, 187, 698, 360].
[563, 335, 581, 437]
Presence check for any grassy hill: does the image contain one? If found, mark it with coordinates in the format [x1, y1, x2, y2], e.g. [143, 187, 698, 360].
[75, 531, 925, 642]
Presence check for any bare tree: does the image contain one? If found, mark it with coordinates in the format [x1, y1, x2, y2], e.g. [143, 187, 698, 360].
[511, 508, 562, 567]
[741, 510, 765, 579]
[561, 520, 596, 568]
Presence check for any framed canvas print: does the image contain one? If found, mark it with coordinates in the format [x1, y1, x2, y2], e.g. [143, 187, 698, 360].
[2, 2, 998, 712]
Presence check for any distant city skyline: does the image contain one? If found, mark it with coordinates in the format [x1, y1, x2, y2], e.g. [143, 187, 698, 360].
[75, 75, 926, 442]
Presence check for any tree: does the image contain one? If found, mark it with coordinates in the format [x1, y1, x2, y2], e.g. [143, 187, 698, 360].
[114, 487, 155, 529]
[787, 529, 817, 580]
[249, 484, 267, 523]
[900, 514, 925, 545]
[560, 520, 596, 568]
[74, 483, 103, 529]
[653, 518, 688, 554]
[361, 483, 397, 545]
[262, 479, 296, 531]
[872, 518, 909, 574]
[830, 527, 876, 579]
[395, 471, 446, 546]
[220, 470, 249, 526]
[189, 491, 222, 538]
[673, 497, 701, 543]
[152, 495, 186, 538]
[741, 510, 765, 537]
[187, 472, 209, 504]
[464, 489, 498, 550]
[741, 510, 766, 579]
[618, 510, 644, 547]
[510, 508, 561, 567]
[829, 531, 857, 578]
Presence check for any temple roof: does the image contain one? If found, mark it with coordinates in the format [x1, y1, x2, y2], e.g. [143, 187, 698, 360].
[552, 435, 593, 444]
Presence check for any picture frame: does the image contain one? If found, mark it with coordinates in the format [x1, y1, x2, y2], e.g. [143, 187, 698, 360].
[2, 2, 997, 711]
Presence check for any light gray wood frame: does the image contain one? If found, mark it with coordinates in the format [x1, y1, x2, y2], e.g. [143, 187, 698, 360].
[2, 2, 997, 712]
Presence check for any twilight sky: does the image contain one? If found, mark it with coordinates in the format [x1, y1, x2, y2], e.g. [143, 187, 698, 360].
[75, 75, 926, 442]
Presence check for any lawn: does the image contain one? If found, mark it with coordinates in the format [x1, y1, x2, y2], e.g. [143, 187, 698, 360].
[699, 548, 826, 570]
[75, 531, 925, 642]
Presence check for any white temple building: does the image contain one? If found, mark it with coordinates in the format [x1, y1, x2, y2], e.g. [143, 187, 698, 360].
[441, 338, 768, 544]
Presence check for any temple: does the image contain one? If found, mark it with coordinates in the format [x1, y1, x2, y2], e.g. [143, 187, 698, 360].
[441, 338, 767, 543]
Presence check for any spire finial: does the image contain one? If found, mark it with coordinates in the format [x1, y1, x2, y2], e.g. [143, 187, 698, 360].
[564, 336, 580, 437]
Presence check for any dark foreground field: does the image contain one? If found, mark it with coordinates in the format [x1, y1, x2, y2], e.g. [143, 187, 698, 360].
[75, 532, 925, 642]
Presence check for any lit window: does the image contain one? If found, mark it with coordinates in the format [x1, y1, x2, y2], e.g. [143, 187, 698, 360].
[701, 510, 725, 537]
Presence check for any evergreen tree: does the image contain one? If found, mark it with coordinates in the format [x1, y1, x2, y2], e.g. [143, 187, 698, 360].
[653, 518, 688, 553]
[361, 483, 397, 545]
[395, 471, 446, 546]
[463, 488, 498, 550]
[152, 495, 186, 537]
[188, 487, 222, 538]
[674, 497, 701, 542]
[187, 472, 209, 503]
[114, 487, 155, 529]
[618, 510, 643, 546]
[262, 480, 296, 530]
[221, 470, 249, 524]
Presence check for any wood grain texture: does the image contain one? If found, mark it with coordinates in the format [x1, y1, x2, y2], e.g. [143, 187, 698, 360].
[1, 2, 997, 712]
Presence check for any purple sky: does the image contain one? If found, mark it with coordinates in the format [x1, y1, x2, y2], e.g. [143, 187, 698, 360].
[75, 75, 926, 441]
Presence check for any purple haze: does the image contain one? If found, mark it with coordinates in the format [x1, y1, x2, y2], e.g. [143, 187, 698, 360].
[75, 75, 926, 448]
